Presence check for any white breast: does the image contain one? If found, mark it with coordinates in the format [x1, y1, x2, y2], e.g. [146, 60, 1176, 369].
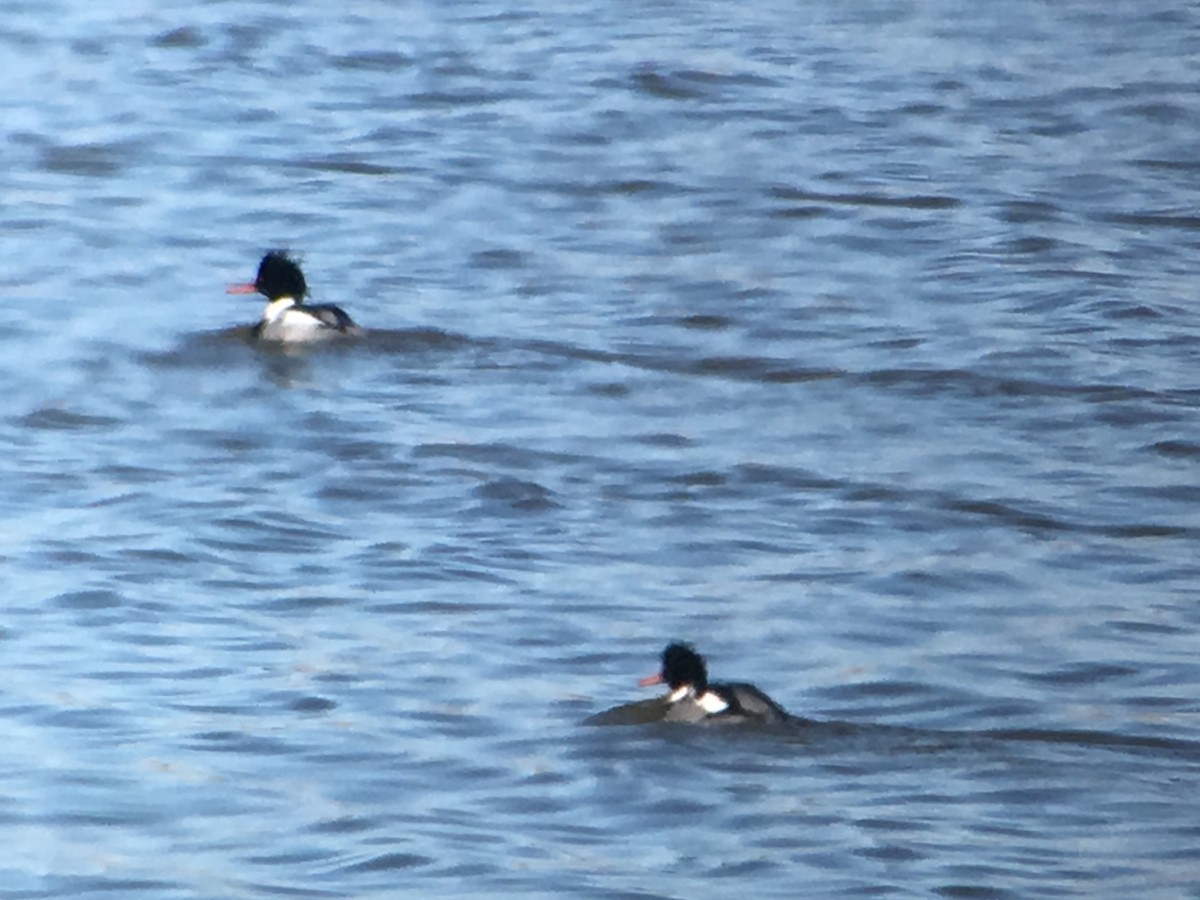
[666, 685, 729, 715]
[258, 298, 331, 343]
[697, 691, 729, 714]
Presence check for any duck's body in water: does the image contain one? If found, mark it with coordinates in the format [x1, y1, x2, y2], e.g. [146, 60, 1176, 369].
[228, 251, 358, 343]
[588, 643, 803, 727]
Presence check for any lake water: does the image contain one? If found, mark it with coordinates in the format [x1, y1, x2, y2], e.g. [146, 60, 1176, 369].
[3, 1, 1200, 897]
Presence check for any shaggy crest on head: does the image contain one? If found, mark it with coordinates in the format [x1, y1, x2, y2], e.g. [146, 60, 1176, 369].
[659, 642, 708, 693]
[253, 250, 307, 300]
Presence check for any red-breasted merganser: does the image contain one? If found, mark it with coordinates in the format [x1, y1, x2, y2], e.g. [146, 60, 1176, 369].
[638, 642, 794, 725]
[227, 251, 357, 342]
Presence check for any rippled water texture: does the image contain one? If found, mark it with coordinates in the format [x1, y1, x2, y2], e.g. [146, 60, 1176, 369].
[3, 1, 1200, 897]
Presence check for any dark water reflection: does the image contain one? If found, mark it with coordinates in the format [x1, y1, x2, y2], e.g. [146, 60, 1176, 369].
[3, 0, 1200, 897]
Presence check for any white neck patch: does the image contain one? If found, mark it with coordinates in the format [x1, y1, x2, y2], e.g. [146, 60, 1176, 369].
[263, 296, 297, 323]
[667, 685, 691, 703]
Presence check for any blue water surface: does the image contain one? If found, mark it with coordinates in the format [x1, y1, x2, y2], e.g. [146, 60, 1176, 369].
[2, 1, 1199, 897]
